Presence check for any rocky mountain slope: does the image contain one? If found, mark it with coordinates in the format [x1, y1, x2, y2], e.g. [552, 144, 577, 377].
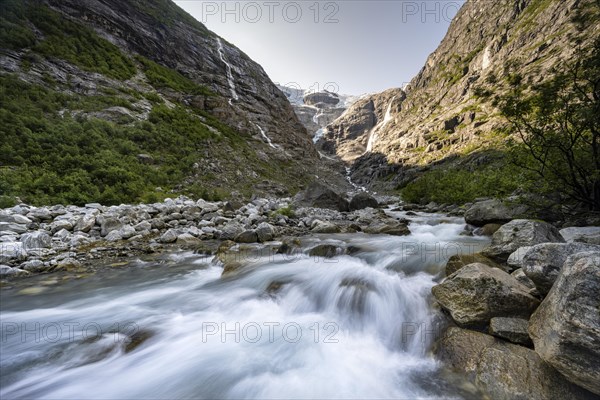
[0, 0, 338, 206]
[323, 0, 600, 188]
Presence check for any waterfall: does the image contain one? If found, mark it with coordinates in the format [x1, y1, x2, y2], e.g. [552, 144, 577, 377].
[254, 123, 276, 148]
[216, 38, 239, 105]
[366, 96, 396, 153]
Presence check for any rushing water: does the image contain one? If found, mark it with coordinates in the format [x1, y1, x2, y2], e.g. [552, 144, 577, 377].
[0, 212, 489, 399]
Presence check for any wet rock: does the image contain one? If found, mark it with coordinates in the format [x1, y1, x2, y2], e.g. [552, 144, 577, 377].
[364, 220, 410, 236]
[489, 317, 532, 346]
[0, 265, 29, 277]
[20, 259, 48, 273]
[444, 253, 503, 276]
[432, 263, 540, 328]
[529, 251, 600, 395]
[474, 223, 503, 236]
[464, 199, 529, 227]
[124, 329, 154, 353]
[349, 192, 378, 211]
[308, 244, 340, 258]
[56, 257, 83, 271]
[482, 220, 565, 262]
[435, 327, 596, 400]
[176, 233, 200, 246]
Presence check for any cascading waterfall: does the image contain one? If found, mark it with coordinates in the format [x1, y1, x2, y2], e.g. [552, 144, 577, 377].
[366, 96, 396, 153]
[345, 166, 366, 192]
[216, 38, 239, 105]
[254, 123, 276, 149]
[0, 212, 490, 400]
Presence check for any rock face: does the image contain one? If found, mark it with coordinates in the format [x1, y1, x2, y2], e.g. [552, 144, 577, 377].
[521, 243, 600, 295]
[293, 182, 349, 212]
[432, 263, 540, 328]
[322, 0, 599, 189]
[435, 327, 596, 400]
[444, 253, 503, 276]
[464, 199, 529, 227]
[529, 251, 600, 395]
[559, 227, 600, 245]
[483, 220, 565, 262]
[489, 317, 532, 346]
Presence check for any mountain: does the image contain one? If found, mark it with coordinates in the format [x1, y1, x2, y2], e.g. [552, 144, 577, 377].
[323, 0, 600, 190]
[0, 0, 331, 206]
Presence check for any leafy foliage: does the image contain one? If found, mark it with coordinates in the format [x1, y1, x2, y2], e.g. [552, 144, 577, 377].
[0, 1, 136, 80]
[136, 56, 213, 95]
[400, 162, 523, 205]
[0, 75, 224, 206]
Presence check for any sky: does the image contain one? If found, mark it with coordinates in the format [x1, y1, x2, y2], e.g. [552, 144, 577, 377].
[175, 1, 465, 95]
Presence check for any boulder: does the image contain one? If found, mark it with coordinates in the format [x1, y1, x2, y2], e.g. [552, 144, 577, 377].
[521, 242, 600, 295]
[235, 230, 258, 243]
[510, 268, 539, 296]
[158, 229, 179, 243]
[74, 214, 96, 233]
[218, 223, 244, 241]
[98, 216, 123, 237]
[20, 231, 52, 251]
[489, 317, 532, 346]
[348, 192, 378, 211]
[0, 242, 27, 263]
[50, 219, 73, 233]
[444, 253, 504, 276]
[464, 199, 529, 227]
[507, 246, 533, 270]
[308, 244, 340, 259]
[363, 220, 410, 236]
[0, 222, 27, 234]
[559, 227, 600, 245]
[432, 263, 540, 328]
[255, 222, 275, 243]
[482, 220, 565, 262]
[529, 251, 600, 395]
[435, 327, 596, 400]
[311, 220, 341, 234]
[176, 233, 200, 246]
[294, 182, 349, 212]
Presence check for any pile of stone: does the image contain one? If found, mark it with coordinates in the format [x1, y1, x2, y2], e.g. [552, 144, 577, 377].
[432, 217, 600, 399]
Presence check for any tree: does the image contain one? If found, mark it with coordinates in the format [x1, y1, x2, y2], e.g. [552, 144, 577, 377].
[496, 36, 600, 210]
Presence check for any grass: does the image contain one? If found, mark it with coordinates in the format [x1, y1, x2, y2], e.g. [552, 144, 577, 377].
[136, 56, 214, 96]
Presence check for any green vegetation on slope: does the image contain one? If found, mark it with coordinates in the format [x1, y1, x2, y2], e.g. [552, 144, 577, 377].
[0, 0, 136, 80]
[0, 74, 227, 206]
[136, 56, 214, 95]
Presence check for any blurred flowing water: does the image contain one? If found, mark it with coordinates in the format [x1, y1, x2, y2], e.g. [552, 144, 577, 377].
[0, 212, 489, 399]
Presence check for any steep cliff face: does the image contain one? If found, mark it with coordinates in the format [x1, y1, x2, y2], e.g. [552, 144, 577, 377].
[325, 0, 599, 181]
[0, 0, 326, 205]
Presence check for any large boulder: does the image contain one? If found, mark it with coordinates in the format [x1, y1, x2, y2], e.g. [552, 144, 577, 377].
[445, 253, 504, 276]
[464, 199, 529, 227]
[435, 327, 596, 400]
[521, 242, 600, 295]
[311, 220, 341, 234]
[482, 219, 565, 262]
[489, 317, 532, 346]
[348, 192, 378, 211]
[255, 222, 275, 242]
[294, 182, 349, 212]
[363, 220, 410, 236]
[559, 227, 600, 245]
[432, 263, 540, 328]
[20, 231, 52, 251]
[529, 251, 600, 395]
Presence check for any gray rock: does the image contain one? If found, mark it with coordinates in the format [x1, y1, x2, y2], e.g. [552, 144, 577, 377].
[27, 208, 52, 221]
[50, 219, 73, 233]
[53, 229, 71, 240]
[489, 317, 532, 346]
[98, 216, 123, 237]
[21, 231, 52, 251]
[309, 244, 340, 258]
[197, 199, 219, 214]
[235, 230, 258, 243]
[134, 221, 152, 232]
[0, 242, 27, 263]
[158, 229, 179, 244]
[176, 233, 200, 246]
[349, 192, 378, 211]
[0, 222, 27, 234]
[510, 268, 539, 296]
[0, 214, 32, 225]
[20, 259, 47, 273]
[56, 257, 82, 271]
[521, 242, 600, 295]
[0, 265, 29, 277]
[483, 220, 565, 262]
[311, 220, 341, 234]
[432, 263, 540, 328]
[219, 223, 244, 241]
[434, 327, 596, 400]
[117, 225, 136, 240]
[74, 214, 96, 233]
[507, 246, 533, 270]
[294, 182, 349, 212]
[445, 253, 504, 276]
[559, 227, 600, 245]
[464, 199, 529, 227]
[529, 251, 600, 395]
[363, 220, 410, 236]
[104, 230, 123, 242]
[255, 222, 275, 243]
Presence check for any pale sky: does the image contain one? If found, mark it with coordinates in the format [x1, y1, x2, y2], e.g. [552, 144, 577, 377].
[175, 1, 465, 95]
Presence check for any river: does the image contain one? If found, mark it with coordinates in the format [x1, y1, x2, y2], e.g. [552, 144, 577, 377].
[0, 211, 490, 399]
